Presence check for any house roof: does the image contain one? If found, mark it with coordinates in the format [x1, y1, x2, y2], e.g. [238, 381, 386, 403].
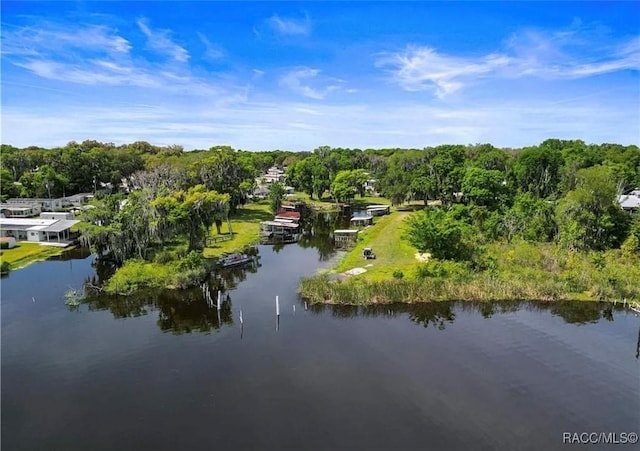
[275, 211, 301, 219]
[0, 218, 57, 227]
[43, 220, 79, 233]
[6, 197, 61, 203]
[0, 205, 38, 212]
[64, 193, 93, 201]
[618, 194, 640, 210]
[0, 218, 78, 232]
[260, 221, 299, 228]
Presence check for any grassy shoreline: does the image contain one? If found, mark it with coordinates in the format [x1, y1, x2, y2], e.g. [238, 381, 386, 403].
[0, 242, 70, 272]
[103, 201, 271, 294]
[202, 201, 271, 258]
[300, 209, 640, 305]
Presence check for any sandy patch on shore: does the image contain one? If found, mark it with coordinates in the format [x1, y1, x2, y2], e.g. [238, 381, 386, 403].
[415, 252, 431, 262]
[344, 267, 367, 276]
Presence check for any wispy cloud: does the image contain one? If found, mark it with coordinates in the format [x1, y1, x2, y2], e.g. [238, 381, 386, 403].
[378, 24, 640, 97]
[197, 32, 225, 61]
[376, 47, 510, 97]
[267, 13, 311, 36]
[504, 27, 640, 78]
[1, 19, 242, 98]
[4, 96, 637, 151]
[279, 67, 341, 99]
[137, 18, 189, 62]
[1, 22, 131, 57]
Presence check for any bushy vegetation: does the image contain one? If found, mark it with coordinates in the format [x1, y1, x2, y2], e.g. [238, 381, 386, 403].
[301, 241, 640, 304]
[103, 252, 212, 294]
[4, 138, 638, 301]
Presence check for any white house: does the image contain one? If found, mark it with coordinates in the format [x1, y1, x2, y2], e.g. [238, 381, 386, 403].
[41, 211, 75, 220]
[62, 193, 93, 208]
[262, 166, 286, 184]
[618, 189, 640, 214]
[6, 197, 63, 211]
[0, 217, 79, 244]
[0, 203, 41, 218]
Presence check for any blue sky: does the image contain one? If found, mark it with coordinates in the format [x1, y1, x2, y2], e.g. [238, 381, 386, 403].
[2, 1, 639, 150]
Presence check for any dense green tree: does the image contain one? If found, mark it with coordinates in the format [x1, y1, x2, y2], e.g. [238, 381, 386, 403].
[330, 169, 369, 202]
[405, 208, 473, 261]
[152, 185, 230, 250]
[462, 167, 507, 209]
[409, 176, 437, 204]
[191, 147, 256, 211]
[268, 182, 286, 214]
[506, 193, 556, 242]
[556, 165, 630, 250]
[513, 144, 563, 198]
[0, 167, 19, 200]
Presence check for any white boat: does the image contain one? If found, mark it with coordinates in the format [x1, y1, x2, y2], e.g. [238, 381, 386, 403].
[219, 253, 252, 268]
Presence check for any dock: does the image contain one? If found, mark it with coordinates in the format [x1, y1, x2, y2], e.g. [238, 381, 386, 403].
[334, 229, 359, 247]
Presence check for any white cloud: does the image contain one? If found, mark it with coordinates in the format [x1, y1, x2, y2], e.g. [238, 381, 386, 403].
[197, 32, 225, 61]
[137, 18, 189, 62]
[377, 47, 510, 97]
[2, 19, 242, 97]
[4, 95, 638, 151]
[267, 13, 311, 36]
[1, 23, 131, 57]
[504, 27, 640, 79]
[280, 67, 341, 99]
[378, 25, 640, 97]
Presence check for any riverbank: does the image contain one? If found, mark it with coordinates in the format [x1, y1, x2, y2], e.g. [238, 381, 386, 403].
[289, 192, 391, 211]
[0, 242, 70, 272]
[103, 201, 271, 294]
[300, 210, 640, 304]
[202, 201, 272, 258]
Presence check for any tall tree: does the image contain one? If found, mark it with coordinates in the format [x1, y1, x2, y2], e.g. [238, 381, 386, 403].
[556, 165, 630, 250]
[268, 182, 286, 214]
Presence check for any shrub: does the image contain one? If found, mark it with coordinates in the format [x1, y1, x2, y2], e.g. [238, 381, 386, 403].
[104, 260, 172, 294]
[621, 234, 639, 258]
[404, 208, 474, 261]
[173, 267, 207, 289]
[415, 260, 472, 282]
[392, 270, 404, 279]
[178, 250, 204, 270]
[153, 250, 173, 264]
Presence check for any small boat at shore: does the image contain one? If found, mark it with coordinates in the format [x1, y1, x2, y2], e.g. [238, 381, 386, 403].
[218, 253, 252, 268]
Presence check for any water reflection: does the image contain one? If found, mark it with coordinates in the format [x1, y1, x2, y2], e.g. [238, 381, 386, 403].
[47, 246, 92, 261]
[81, 248, 262, 334]
[297, 212, 339, 262]
[308, 300, 631, 330]
[1, 245, 93, 280]
[85, 289, 235, 334]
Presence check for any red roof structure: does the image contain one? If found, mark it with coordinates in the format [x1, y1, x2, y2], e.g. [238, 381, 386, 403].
[275, 210, 301, 221]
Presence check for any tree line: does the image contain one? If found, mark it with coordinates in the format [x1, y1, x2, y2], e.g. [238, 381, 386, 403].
[2, 138, 639, 261]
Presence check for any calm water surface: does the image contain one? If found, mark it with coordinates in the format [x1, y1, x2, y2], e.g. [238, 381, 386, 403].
[1, 238, 639, 450]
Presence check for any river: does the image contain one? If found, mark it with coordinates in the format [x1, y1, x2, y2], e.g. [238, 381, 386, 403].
[1, 231, 639, 450]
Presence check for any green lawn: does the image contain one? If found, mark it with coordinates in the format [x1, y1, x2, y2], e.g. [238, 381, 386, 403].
[330, 211, 420, 281]
[0, 242, 68, 270]
[289, 191, 391, 211]
[202, 201, 272, 258]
